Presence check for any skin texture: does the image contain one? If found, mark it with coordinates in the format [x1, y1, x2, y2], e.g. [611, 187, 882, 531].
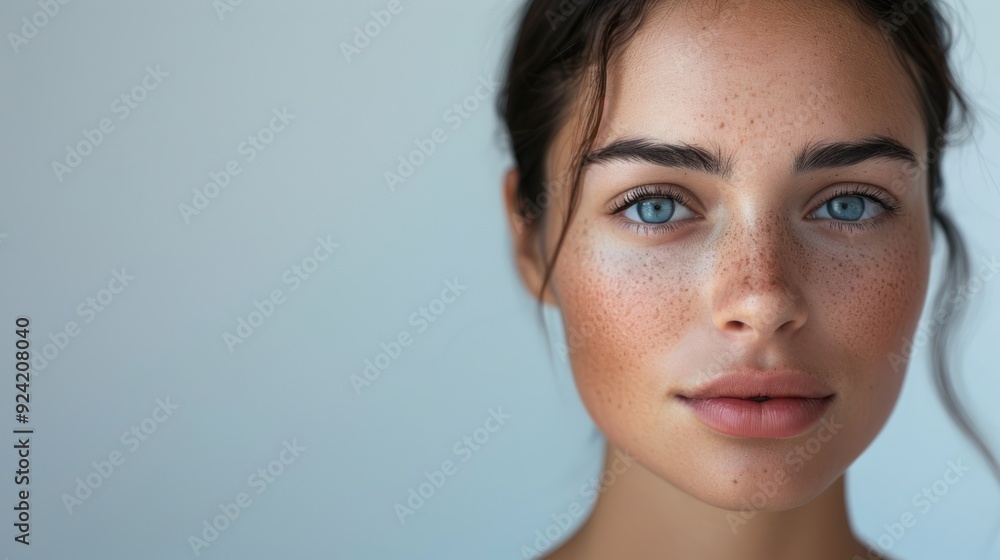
[503, 1, 932, 558]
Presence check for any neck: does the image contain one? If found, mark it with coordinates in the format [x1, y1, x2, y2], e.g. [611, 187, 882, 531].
[553, 442, 871, 560]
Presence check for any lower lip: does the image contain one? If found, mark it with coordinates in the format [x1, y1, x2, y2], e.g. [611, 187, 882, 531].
[678, 396, 833, 438]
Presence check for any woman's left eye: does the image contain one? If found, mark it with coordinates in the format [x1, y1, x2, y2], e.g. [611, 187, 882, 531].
[812, 195, 884, 221]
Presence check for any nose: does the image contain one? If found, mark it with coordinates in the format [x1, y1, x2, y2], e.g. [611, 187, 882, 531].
[710, 219, 807, 339]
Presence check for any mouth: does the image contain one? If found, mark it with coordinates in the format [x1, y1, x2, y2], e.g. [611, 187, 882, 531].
[675, 370, 836, 439]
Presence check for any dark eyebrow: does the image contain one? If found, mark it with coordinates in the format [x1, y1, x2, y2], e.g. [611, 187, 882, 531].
[584, 135, 917, 178]
[794, 135, 917, 173]
[585, 138, 735, 180]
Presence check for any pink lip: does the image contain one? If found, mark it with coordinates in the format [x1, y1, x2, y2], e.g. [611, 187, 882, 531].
[676, 370, 835, 438]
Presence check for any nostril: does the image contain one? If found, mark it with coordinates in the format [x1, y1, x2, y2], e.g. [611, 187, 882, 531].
[725, 320, 750, 332]
[775, 320, 796, 333]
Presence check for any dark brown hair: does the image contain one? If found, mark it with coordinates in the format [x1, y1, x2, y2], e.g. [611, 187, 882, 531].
[496, 0, 1000, 487]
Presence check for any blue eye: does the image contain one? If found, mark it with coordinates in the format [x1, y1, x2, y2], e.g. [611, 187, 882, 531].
[828, 196, 863, 220]
[623, 196, 696, 224]
[813, 194, 884, 221]
[636, 198, 674, 223]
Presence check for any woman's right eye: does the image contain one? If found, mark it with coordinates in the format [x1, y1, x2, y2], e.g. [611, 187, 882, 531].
[623, 197, 697, 224]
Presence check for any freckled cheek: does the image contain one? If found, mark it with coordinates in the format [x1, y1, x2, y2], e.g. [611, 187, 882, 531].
[811, 233, 930, 377]
[552, 232, 701, 415]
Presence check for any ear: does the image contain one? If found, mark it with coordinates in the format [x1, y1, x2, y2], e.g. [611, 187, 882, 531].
[503, 168, 558, 307]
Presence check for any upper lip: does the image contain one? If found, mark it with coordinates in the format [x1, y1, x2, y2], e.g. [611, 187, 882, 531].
[676, 369, 835, 400]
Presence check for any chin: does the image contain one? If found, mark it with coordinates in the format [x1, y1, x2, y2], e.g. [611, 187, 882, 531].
[662, 441, 850, 513]
[589, 393, 883, 514]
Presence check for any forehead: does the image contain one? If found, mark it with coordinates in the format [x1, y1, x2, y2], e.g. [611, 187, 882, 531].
[594, 0, 926, 165]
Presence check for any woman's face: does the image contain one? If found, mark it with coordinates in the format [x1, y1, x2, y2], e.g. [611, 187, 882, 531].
[507, 0, 932, 511]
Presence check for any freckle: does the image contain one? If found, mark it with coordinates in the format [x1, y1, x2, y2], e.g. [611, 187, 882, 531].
[732, 479, 738, 484]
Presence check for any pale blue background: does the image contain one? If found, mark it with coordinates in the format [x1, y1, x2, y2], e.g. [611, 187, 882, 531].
[0, 1, 998, 559]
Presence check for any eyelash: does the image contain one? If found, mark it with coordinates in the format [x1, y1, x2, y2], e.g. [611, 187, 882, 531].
[609, 184, 697, 236]
[809, 184, 902, 232]
[609, 183, 902, 236]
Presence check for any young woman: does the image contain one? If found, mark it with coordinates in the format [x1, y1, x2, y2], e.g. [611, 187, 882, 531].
[496, 1, 997, 558]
